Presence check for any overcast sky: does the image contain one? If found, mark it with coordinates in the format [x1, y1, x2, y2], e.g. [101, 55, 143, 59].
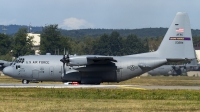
[0, 0, 200, 30]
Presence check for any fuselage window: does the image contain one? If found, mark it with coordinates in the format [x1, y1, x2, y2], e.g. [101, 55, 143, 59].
[16, 65, 20, 69]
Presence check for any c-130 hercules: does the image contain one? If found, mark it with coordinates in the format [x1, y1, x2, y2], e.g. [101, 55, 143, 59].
[3, 12, 195, 84]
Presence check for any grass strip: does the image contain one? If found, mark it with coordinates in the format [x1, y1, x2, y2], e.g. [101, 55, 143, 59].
[1, 88, 200, 100]
[1, 88, 200, 111]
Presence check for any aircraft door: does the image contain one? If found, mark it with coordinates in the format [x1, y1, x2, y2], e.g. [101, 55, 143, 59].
[32, 70, 39, 79]
[19, 68, 25, 76]
[50, 66, 54, 75]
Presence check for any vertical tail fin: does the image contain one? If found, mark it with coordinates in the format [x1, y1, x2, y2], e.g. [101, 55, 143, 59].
[156, 12, 195, 60]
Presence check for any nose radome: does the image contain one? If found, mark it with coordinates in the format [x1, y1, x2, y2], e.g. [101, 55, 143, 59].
[3, 66, 13, 76]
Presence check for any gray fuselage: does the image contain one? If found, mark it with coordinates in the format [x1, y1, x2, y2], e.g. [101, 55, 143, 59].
[4, 55, 167, 84]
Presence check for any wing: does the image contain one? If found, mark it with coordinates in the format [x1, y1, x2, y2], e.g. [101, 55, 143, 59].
[72, 56, 118, 72]
[0, 60, 12, 68]
[87, 56, 117, 63]
[69, 55, 117, 66]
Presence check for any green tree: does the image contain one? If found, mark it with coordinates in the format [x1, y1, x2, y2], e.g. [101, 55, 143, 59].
[94, 34, 110, 55]
[12, 28, 35, 57]
[109, 31, 123, 56]
[193, 36, 200, 48]
[40, 24, 69, 55]
[0, 33, 12, 55]
[81, 36, 96, 55]
[59, 36, 71, 55]
[148, 36, 163, 51]
[123, 34, 148, 55]
[140, 37, 149, 53]
[94, 31, 123, 56]
[124, 34, 137, 55]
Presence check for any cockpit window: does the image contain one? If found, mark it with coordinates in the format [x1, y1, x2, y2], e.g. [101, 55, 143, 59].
[17, 58, 24, 63]
[11, 58, 25, 66]
[12, 59, 17, 65]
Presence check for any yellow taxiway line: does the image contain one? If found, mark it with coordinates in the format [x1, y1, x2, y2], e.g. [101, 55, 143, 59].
[117, 85, 146, 90]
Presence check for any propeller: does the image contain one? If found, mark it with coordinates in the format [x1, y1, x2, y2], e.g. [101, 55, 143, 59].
[182, 64, 187, 72]
[171, 64, 188, 75]
[171, 65, 181, 75]
[60, 48, 70, 75]
[170, 65, 176, 75]
[65, 50, 70, 65]
[172, 65, 181, 70]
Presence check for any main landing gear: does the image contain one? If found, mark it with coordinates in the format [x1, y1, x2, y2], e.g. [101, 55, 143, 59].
[22, 79, 29, 84]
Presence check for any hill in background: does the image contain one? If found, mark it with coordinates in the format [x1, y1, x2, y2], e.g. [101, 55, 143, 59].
[1, 25, 200, 38]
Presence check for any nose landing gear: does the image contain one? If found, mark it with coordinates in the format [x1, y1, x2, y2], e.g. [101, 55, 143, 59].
[22, 79, 29, 84]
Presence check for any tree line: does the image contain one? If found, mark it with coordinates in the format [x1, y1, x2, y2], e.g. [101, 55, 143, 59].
[0, 24, 199, 61]
[40, 25, 149, 56]
[2, 24, 200, 38]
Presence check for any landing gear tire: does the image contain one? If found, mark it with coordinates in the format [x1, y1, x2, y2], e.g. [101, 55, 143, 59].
[22, 79, 29, 84]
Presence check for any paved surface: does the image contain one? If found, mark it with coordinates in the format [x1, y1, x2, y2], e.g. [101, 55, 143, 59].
[0, 83, 200, 90]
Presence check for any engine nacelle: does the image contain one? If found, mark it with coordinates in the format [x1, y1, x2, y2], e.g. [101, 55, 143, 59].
[62, 70, 81, 81]
[69, 56, 93, 66]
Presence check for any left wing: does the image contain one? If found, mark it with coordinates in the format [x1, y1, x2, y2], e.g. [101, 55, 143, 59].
[87, 56, 117, 63]
[0, 60, 12, 68]
[69, 55, 117, 66]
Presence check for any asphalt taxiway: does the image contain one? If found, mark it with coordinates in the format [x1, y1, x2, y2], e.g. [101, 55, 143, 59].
[0, 83, 200, 90]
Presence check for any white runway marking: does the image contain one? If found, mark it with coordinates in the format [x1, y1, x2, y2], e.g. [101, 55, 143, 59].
[0, 83, 200, 90]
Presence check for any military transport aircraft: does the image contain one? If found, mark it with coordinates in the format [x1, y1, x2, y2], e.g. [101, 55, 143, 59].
[148, 59, 200, 76]
[3, 12, 196, 84]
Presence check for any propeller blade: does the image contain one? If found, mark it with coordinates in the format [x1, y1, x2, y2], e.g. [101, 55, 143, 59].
[63, 63, 66, 75]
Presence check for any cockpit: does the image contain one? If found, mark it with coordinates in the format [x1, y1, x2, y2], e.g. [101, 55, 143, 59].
[12, 57, 25, 66]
